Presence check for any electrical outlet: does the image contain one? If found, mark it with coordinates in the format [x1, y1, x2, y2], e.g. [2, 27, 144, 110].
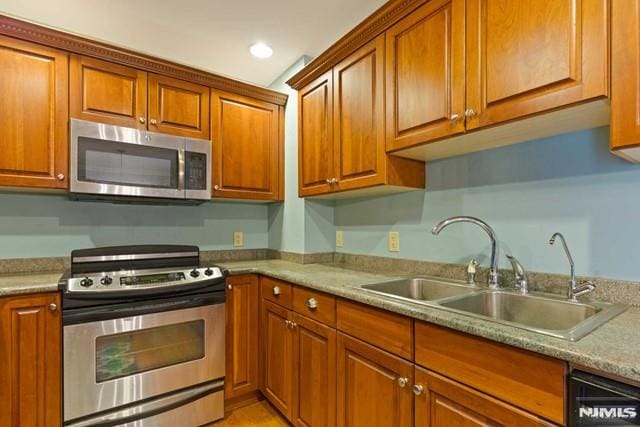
[336, 230, 344, 247]
[233, 231, 244, 247]
[388, 231, 400, 252]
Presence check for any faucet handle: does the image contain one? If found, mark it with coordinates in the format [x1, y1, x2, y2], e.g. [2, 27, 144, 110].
[571, 280, 596, 301]
[506, 254, 528, 294]
[466, 259, 478, 286]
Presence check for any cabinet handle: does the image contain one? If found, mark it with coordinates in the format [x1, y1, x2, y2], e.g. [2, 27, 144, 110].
[397, 377, 408, 388]
[412, 384, 424, 396]
[213, 185, 220, 191]
[305, 298, 318, 310]
[450, 113, 461, 123]
[227, 284, 232, 290]
[326, 179, 332, 184]
[139, 117, 146, 124]
[272, 286, 281, 296]
[48, 303, 57, 312]
[150, 119, 158, 125]
[332, 178, 339, 185]
[464, 108, 476, 119]
[290, 321, 296, 329]
[56, 174, 65, 181]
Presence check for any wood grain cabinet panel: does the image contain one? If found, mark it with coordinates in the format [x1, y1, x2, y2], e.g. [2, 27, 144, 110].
[148, 73, 210, 139]
[261, 299, 295, 420]
[211, 90, 281, 200]
[385, 0, 465, 151]
[336, 332, 413, 427]
[332, 34, 386, 192]
[292, 313, 337, 427]
[465, 0, 608, 129]
[0, 35, 68, 189]
[70, 55, 147, 129]
[225, 275, 259, 402]
[0, 293, 61, 427]
[414, 367, 554, 427]
[299, 70, 334, 197]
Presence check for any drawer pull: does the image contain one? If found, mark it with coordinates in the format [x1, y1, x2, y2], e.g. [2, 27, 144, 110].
[412, 384, 424, 396]
[397, 377, 408, 388]
[48, 303, 57, 312]
[272, 286, 281, 296]
[305, 297, 318, 310]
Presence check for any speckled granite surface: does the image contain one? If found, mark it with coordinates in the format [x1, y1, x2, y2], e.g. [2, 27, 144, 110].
[219, 259, 640, 384]
[0, 271, 62, 296]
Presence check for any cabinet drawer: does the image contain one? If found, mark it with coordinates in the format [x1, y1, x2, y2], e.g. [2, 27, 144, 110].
[260, 276, 293, 309]
[415, 322, 566, 425]
[336, 299, 413, 360]
[293, 287, 336, 327]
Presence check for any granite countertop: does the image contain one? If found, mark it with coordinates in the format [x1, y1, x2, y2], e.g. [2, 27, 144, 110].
[2, 259, 639, 384]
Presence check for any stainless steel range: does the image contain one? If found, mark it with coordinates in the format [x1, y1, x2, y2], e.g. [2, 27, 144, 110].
[59, 245, 227, 427]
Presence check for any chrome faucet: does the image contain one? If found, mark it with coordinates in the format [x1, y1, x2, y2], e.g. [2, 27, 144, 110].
[549, 232, 596, 302]
[432, 216, 500, 288]
[506, 254, 528, 294]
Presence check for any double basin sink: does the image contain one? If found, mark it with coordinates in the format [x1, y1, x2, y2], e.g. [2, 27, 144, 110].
[361, 277, 626, 341]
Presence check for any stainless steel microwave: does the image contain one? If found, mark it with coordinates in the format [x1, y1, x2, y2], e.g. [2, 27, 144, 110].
[70, 119, 211, 204]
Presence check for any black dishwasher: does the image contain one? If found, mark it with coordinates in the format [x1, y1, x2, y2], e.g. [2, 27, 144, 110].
[570, 370, 640, 426]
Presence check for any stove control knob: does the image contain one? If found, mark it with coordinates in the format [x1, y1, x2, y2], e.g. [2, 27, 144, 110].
[100, 276, 113, 286]
[190, 269, 200, 278]
[80, 278, 94, 288]
[204, 268, 214, 276]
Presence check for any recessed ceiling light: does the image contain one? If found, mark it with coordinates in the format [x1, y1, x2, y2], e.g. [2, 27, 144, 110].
[250, 42, 273, 59]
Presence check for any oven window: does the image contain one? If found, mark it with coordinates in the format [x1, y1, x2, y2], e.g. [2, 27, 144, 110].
[77, 136, 178, 189]
[95, 320, 205, 383]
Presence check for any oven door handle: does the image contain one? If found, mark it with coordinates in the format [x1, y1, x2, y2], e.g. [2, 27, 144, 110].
[65, 380, 224, 427]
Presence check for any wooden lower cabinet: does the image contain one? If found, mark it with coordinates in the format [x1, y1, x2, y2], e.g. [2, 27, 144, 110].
[0, 292, 61, 427]
[225, 275, 259, 404]
[336, 332, 413, 427]
[414, 367, 552, 426]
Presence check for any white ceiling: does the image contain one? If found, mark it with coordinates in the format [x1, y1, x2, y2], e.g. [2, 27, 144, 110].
[0, 0, 387, 87]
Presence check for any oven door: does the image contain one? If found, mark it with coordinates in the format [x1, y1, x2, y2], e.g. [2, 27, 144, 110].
[63, 303, 224, 422]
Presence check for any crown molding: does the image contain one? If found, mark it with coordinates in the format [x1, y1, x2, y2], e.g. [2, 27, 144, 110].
[0, 14, 288, 106]
[286, 0, 428, 90]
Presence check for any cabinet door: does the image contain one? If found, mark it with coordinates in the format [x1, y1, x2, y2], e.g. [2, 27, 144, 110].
[292, 313, 336, 427]
[148, 73, 210, 139]
[336, 333, 413, 427]
[333, 34, 386, 192]
[466, 0, 608, 130]
[211, 90, 280, 200]
[262, 299, 295, 420]
[0, 35, 68, 189]
[385, 0, 465, 151]
[299, 70, 334, 197]
[225, 275, 259, 401]
[70, 55, 147, 129]
[0, 293, 61, 427]
[414, 367, 550, 426]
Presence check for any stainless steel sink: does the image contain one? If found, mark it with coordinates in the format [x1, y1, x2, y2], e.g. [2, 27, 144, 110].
[438, 291, 627, 341]
[361, 277, 479, 303]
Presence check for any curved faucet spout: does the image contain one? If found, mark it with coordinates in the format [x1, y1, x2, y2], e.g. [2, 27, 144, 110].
[432, 216, 499, 288]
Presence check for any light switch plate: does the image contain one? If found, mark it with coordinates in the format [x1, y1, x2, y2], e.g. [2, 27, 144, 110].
[233, 231, 244, 247]
[388, 231, 400, 252]
[336, 230, 344, 247]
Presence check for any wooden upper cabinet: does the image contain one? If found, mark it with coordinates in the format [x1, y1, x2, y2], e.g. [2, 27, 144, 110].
[299, 70, 334, 197]
[0, 36, 68, 189]
[333, 34, 386, 191]
[211, 90, 281, 200]
[70, 55, 147, 129]
[0, 293, 61, 427]
[148, 73, 210, 139]
[337, 332, 413, 427]
[414, 367, 553, 427]
[386, 0, 465, 151]
[225, 275, 259, 401]
[465, 0, 608, 129]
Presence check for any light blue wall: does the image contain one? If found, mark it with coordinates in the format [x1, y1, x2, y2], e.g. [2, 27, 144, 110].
[335, 127, 640, 282]
[268, 57, 336, 254]
[0, 193, 269, 259]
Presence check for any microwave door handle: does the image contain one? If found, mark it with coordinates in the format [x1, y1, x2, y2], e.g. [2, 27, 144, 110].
[178, 149, 186, 192]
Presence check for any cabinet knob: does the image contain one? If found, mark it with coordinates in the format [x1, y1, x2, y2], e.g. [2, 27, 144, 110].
[213, 185, 220, 191]
[272, 286, 281, 296]
[450, 113, 461, 123]
[326, 178, 332, 184]
[139, 117, 146, 124]
[412, 384, 424, 396]
[397, 377, 408, 388]
[48, 303, 57, 312]
[305, 298, 318, 310]
[227, 284, 232, 290]
[56, 173, 65, 181]
[150, 119, 158, 125]
[464, 108, 476, 119]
